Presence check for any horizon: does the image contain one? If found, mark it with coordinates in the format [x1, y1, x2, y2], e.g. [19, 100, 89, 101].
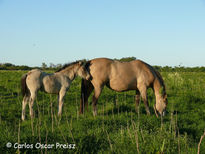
[1, 0, 205, 67]
[1, 57, 205, 68]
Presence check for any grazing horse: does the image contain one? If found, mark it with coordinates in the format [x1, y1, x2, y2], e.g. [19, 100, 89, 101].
[21, 61, 90, 121]
[80, 58, 167, 117]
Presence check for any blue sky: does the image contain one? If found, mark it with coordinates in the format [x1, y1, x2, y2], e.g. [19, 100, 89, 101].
[0, 0, 205, 67]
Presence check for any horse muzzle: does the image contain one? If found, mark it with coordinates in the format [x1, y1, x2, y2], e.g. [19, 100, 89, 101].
[153, 104, 166, 117]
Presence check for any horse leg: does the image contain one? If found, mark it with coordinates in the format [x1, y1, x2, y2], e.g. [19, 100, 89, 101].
[22, 96, 30, 121]
[58, 88, 66, 116]
[80, 79, 94, 114]
[29, 91, 37, 119]
[138, 86, 150, 115]
[92, 86, 102, 117]
[135, 90, 140, 113]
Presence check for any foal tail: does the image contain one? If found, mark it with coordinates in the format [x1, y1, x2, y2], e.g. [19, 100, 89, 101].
[21, 74, 30, 97]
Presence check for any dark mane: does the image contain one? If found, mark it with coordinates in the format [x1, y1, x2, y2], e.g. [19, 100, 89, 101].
[55, 61, 81, 73]
[155, 70, 166, 93]
[85, 60, 91, 70]
[140, 60, 166, 94]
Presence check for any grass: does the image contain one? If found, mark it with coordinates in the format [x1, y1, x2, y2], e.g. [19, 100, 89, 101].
[0, 70, 205, 153]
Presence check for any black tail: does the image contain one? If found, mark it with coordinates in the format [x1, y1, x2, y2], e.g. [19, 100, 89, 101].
[80, 79, 86, 114]
[80, 78, 94, 114]
[21, 74, 30, 97]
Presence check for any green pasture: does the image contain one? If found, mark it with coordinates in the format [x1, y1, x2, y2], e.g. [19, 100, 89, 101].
[0, 70, 205, 153]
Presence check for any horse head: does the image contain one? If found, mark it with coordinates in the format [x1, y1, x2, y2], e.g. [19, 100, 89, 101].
[154, 91, 168, 117]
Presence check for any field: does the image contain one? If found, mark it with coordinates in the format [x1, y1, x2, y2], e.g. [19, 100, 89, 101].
[0, 70, 205, 153]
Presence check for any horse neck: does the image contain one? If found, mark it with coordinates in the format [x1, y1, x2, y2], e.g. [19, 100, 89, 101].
[153, 77, 165, 98]
[59, 66, 78, 81]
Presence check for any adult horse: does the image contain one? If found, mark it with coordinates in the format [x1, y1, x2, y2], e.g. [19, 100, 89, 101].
[80, 58, 167, 117]
[21, 61, 90, 121]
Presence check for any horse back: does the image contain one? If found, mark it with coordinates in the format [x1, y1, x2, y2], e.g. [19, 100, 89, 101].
[131, 60, 156, 85]
[110, 60, 158, 90]
[88, 58, 113, 84]
[86, 58, 158, 91]
[87, 58, 137, 91]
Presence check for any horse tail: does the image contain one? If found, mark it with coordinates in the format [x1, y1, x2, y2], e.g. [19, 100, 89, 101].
[80, 79, 86, 114]
[21, 74, 30, 97]
[80, 78, 93, 114]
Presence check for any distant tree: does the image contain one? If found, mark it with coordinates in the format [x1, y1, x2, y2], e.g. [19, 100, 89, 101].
[18, 65, 31, 70]
[4, 63, 14, 67]
[56, 64, 62, 69]
[49, 63, 55, 68]
[41, 63, 47, 69]
[116, 57, 136, 62]
[153, 66, 162, 71]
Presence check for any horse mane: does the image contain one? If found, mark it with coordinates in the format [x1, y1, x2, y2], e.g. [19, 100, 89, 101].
[84, 60, 91, 70]
[141, 60, 166, 95]
[55, 61, 81, 73]
[155, 70, 166, 91]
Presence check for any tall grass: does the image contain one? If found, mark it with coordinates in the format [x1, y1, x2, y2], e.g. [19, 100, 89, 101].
[0, 70, 204, 153]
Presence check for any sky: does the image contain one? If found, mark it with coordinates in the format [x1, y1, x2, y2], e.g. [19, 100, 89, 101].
[0, 0, 205, 67]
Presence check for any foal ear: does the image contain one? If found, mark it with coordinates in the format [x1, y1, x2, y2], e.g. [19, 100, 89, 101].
[79, 61, 83, 66]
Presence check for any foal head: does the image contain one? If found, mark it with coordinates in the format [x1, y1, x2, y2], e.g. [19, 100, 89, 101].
[56, 61, 91, 80]
[75, 61, 91, 80]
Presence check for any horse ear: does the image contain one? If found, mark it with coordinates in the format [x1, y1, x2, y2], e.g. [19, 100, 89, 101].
[79, 61, 83, 66]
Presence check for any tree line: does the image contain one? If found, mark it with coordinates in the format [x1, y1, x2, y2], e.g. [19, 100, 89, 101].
[1, 57, 205, 72]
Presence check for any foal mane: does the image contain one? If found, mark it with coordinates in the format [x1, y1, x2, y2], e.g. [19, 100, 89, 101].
[55, 61, 81, 73]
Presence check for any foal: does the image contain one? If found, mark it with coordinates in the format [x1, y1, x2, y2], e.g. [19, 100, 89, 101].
[21, 61, 90, 121]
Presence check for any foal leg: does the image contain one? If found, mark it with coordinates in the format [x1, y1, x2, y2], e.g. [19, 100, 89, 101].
[22, 96, 30, 121]
[138, 86, 150, 115]
[58, 88, 66, 116]
[92, 86, 102, 117]
[29, 91, 37, 119]
[135, 90, 140, 113]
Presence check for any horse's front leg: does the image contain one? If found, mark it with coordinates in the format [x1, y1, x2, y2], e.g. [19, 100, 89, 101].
[135, 90, 140, 113]
[138, 86, 150, 115]
[92, 86, 102, 117]
[58, 88, 67, 116]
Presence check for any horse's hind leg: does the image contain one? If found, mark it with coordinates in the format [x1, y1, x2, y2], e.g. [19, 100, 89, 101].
[29, 90, 37, 119]
[22, 96, 30, 121]
[138, 86, 150, 115]
[135, 90, 140, 113]
[58, 88, 67, 116]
